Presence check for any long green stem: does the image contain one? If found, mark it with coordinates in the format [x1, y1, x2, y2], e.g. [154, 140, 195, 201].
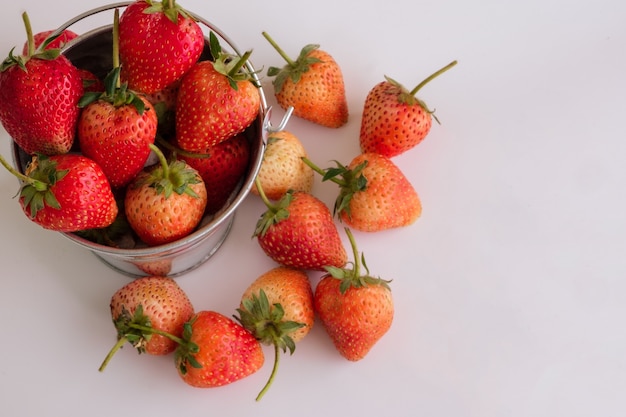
[262, 32, 295, 67]
[98, 336, 128, 372]
[254, 175, 274, 208]
[22, 12, 34, 56]
[344, 227, 361, 277]
[113, 9, 121, 88]
[256, 343, 280, 401]
[149, 143, 170, 179]
[0, 152, 41, 187]
[410, 60, 458, 96]
[228, 50, 253, 78]
[301, 157, 346, 187]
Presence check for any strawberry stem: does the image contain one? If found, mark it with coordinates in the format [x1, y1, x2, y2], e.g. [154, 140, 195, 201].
[149, 143, 170, 178]
[409, 60, 457, 97]
[301, 157, 346, 187]
[0, 152, 43, 188]
[228, 50, 253, 79]
[344, 227, 361, 277]
[112, 9, 121, 89]
[22, 12, 35, 57]
[254, 175, 275, 208]
[262, 32, 295, 66]
[256, 343, 280, 401]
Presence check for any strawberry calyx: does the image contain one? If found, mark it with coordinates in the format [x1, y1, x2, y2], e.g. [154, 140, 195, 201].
[99, 304, 198, 372]
[252, 176, 291, 237]
[209, 32, 259, 90]
[234, 289, 305, 401]
[263, 31, 322, 94]
[143, 0, 193, 24]
[324, 227, 391, 294]
[132, 143, 202, 199]
[301, 156, 367, 220]
[174, 316, 203, 375]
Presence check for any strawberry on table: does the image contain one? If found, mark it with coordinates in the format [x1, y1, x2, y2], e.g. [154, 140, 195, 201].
[263, 32, 348, 128]
[236, 266, 314, 400]
[253, 187, 347, 271]
[314, 228, 394, 361]
[175, 310, 264, 388]
[360, 61, 457, 158]
[0, 152, 118, 232]
[0, 13, 84, 155]
[250, 130, 314, 201]
[119, 0, 204, 94]
[304, 152, 422, 232]
[176, 33, 261, 152]
[99, 276, 195, 371]
[124, 144, 207, 246]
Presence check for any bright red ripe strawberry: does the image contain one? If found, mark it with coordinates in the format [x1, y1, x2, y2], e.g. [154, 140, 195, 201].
[99, 276, 195, 371]
[125, 145, 207, 246]
[359, 61, 457, 158]
[250, 130, 314, 201]
[236, 266, 314, 400]
[176, 33, 261, 152]
[0, 13, 84, 155]
[175, 133, 250, 214]
[253, 189, 347, 271]
[0, 152, 118, 232]
[118, 0, 204, 94]
[314, 228, 394, 361]
[263, 32, 348, 128]
[78, 68, 158, 188]
[21, 29, 79, 55]
[175, 310, 264, 388]
[304, 152, 421, 232]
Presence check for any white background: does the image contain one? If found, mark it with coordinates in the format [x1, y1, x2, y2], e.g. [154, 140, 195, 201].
[1, 0, 625, 416]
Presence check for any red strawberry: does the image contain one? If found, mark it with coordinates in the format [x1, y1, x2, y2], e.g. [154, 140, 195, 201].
[99, 276, 195, 371]
[118, 0, 204, 94]
[253, 189, 347, 271]
[175, 133, 251, 214]
[304, 152, 422, 232]
[359, 61, 457, 158]
[124, 145, 207, 246]
[263, 32, 348, 128]
[236, 266, 314, 400]
[314, 228, 394, 361]
[175, 310, 264, 388]
[21, 29, 79, 55]
[250, 130, 314, 201]
[0, 13, 84, 155]
[0, 152, 118, 232]
[176, 33, 261, 152]
[78, 67, 158, 189]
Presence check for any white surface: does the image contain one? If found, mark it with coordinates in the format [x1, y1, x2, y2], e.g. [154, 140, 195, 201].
[1, 0, 625, 416]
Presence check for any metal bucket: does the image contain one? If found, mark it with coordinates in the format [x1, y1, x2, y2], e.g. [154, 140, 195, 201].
[11, 2, 290, 278]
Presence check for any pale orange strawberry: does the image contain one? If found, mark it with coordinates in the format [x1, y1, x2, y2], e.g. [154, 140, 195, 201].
[263, 32, 348, 128]
[304, 152, 421, 232]
[250, 130, 314, 200]
[236, 266, 314, 400]
[314, 228, 394, 361]
[360, 61, 457, 158]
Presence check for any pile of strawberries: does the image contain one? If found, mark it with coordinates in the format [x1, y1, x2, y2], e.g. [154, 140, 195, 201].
[0, 0, 456, 402]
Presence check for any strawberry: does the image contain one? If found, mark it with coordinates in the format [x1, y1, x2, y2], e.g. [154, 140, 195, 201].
[304, 152, 421, 232]
[0, 13, 84, 155]
[253, 188, 347, 271]
[174, 133, 251, 214]
[118, 0, 204, 94]
[236, 266, 314, 400]
[0, 152, 117, 232]
[176, 33, 261, 152]
[359, 60, 457, 158]
[250, 130, 314, 201]
[124, 144, 207, 246]
[263, 32, 348, 128]
[175, 310, 264, 388]
[21, 29, 79, 55]
[314, 228, 394, 361]
[99, 276, 195, 371]
[78, 67, 158, 188]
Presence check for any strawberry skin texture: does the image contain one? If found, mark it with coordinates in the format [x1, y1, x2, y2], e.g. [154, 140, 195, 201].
[176, 133, 250, 214]
[20, 154, 118, 232]
[110, 276, 195, 355]
[359, 80, 432, 158]
[257, 192, 347, 271]
[78, 96, 158, 189]
[119, 0, 204, 94]
[0, 55, 83, 155]
[342, 153, 421, 232]
[251, 130, 314, 201]
[276, 49, 348, 128]
[314, 275, 394, 361]
[177, 310, 264, 388]
[124, 166, 207, 246]
[241, 266, 315, 343]
[176, 61, 261, 152]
